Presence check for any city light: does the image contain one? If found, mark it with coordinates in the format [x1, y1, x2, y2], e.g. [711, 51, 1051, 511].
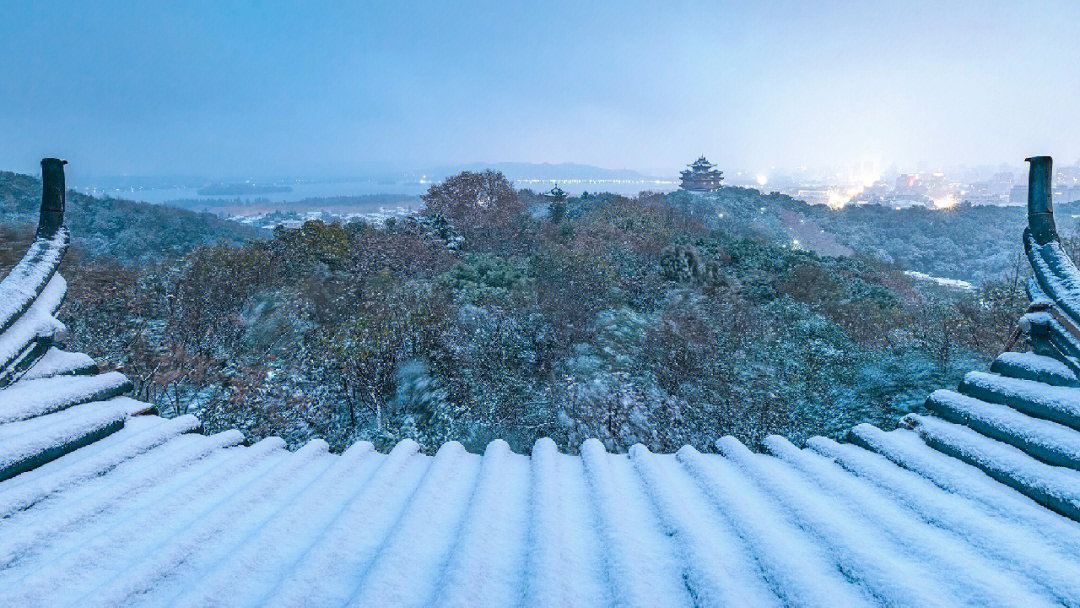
[825, 185, 865, 209]
[932, 194, 958, 209]
[673, 155, 1062, 212]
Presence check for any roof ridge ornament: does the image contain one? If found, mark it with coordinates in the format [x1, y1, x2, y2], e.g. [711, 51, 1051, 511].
[1026, 155, 1056, 245]
[38, 158, 67, 237]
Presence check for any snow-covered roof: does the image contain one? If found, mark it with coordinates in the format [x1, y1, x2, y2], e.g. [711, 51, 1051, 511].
[3, 159, 1080, 606]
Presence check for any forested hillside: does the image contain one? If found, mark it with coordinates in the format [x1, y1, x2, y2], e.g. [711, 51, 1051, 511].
[0, 170, 1031, 454]
[811, 201, 1034, 284]
[673, 186, 1048, 284]
[0, 171, 263, 263]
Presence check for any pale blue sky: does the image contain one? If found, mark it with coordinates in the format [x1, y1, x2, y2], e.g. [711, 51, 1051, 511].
[2, 1, 1079, 177]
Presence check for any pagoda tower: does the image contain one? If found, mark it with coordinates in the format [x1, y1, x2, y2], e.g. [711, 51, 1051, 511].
[543, 184, 567, 203]
[679, 156, 724, 192]
[544, 184, 568, 223]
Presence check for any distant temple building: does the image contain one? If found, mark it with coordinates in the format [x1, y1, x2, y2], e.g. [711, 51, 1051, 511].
[679, 156, 724, 192]
[544, 184, 568, 223]
[543, 184, 567, 203]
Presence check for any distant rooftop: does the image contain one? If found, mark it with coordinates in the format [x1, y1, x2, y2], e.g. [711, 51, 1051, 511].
[543, 183, 567, 201]
[690, 156, 715, 169]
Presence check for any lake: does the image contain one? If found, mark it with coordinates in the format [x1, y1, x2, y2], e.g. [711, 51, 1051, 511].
[75, 177, 679, 205]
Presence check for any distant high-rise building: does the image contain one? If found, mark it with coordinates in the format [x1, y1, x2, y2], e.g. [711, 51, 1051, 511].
[1010, 184, 1028, 205]
[896, 174, 919, 193]
[992, 171, 1015, 187]
[679, 156, 724, 192]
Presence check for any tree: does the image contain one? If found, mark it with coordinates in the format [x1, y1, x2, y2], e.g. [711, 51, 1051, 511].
[421, 171, 524, 248]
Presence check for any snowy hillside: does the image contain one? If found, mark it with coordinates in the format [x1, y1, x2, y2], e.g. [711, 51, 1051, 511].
[3, 160, 1080, 605]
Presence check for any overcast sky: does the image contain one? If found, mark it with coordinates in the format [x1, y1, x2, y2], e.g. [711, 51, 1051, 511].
[2, 1, 1079, 178]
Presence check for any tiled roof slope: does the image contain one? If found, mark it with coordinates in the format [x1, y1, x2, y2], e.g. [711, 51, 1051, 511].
[2, 158, 1080, 607]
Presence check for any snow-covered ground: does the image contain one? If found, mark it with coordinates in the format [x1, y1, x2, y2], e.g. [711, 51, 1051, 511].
[904, 270, 975, 292]
[230, 205, 419, 230]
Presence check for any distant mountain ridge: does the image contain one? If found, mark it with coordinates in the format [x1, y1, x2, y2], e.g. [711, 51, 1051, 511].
[426, 161, 657, 182]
